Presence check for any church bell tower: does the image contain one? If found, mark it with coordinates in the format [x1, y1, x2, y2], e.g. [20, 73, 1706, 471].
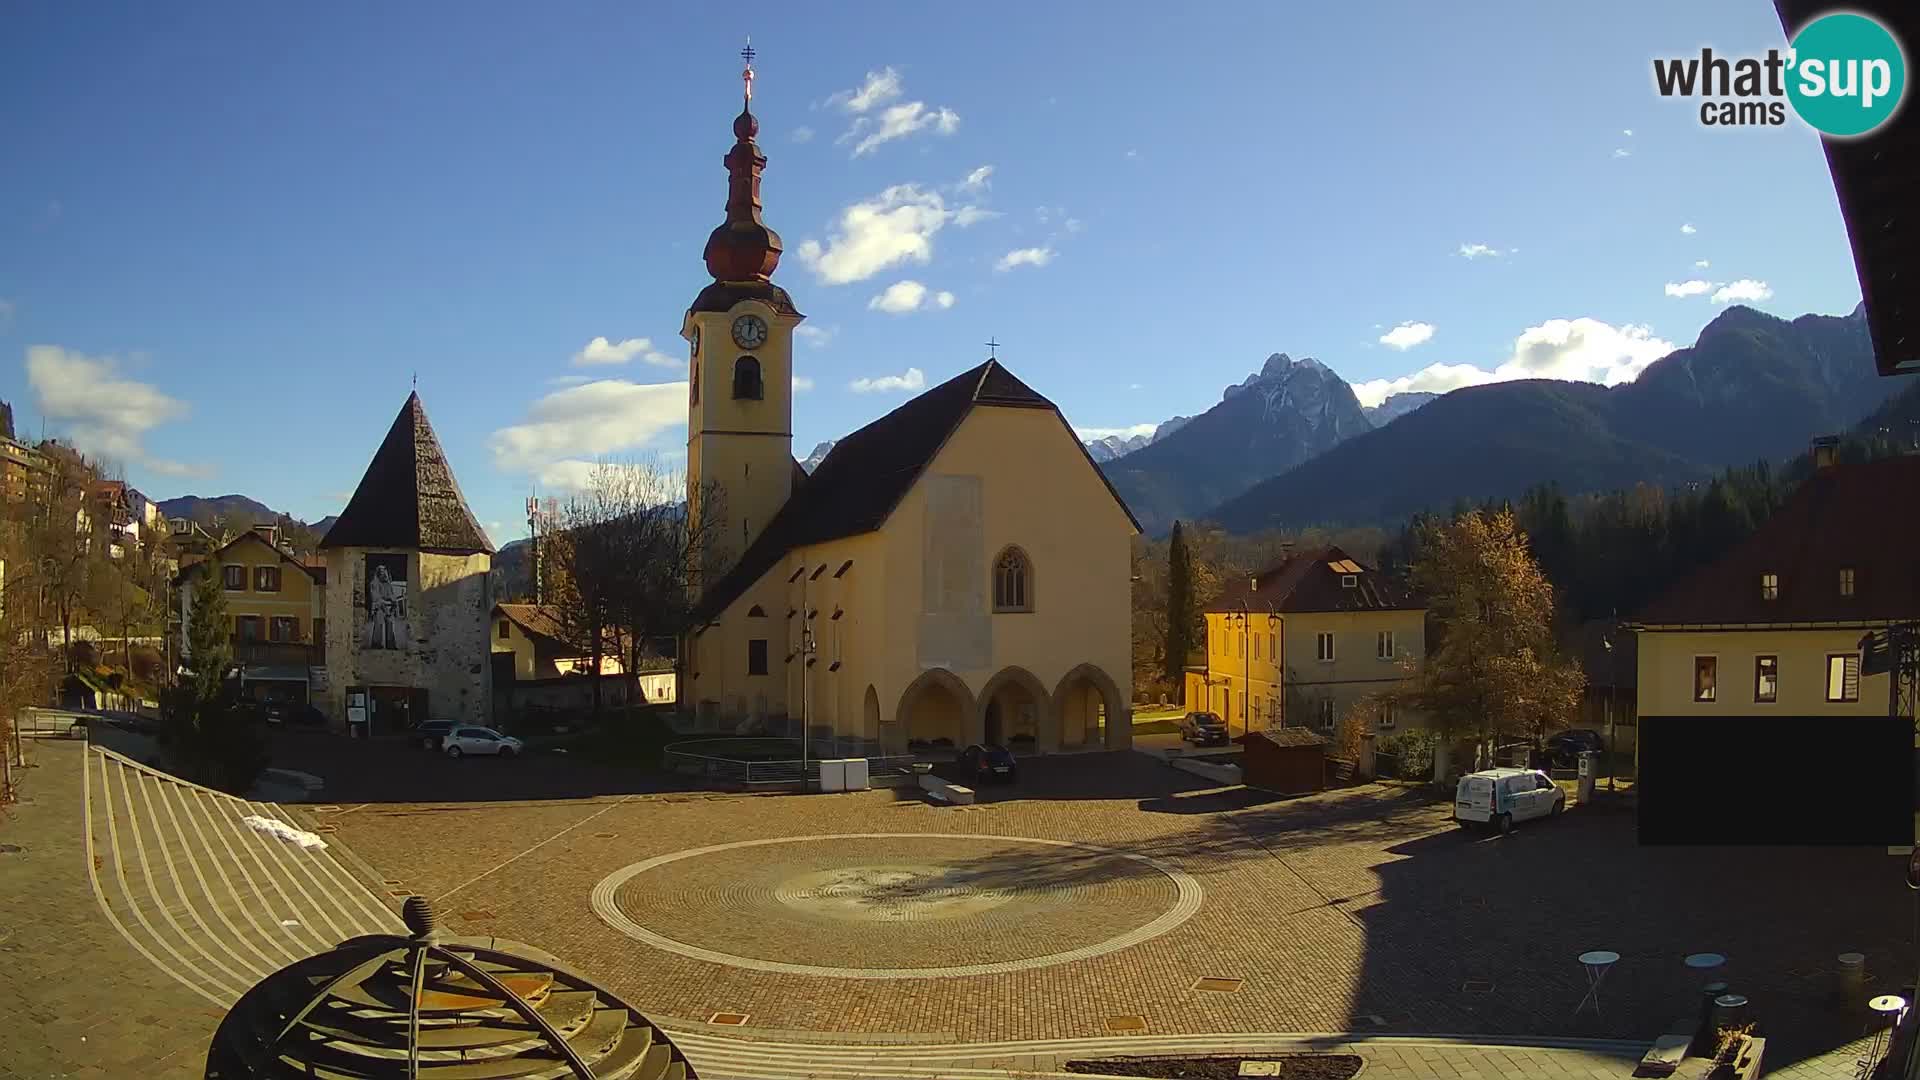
[683, 43, 805, 576]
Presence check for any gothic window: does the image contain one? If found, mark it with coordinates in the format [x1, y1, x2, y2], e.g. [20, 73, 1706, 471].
[732, 355, 763, 400]
[992, 546, 1032, 612]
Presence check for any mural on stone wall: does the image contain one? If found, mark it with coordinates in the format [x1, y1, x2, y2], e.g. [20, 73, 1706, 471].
[363, 554, 411, 650]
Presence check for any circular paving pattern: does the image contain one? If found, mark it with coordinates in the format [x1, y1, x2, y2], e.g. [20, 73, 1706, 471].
[590, 833, 1204, 979]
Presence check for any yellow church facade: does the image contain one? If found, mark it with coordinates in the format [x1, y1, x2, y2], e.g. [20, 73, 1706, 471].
[678, 59, 1137, 756]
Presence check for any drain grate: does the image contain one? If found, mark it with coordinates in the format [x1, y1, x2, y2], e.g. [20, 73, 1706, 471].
[313, 824, 338, 834]
[0, 843, 24, 855]
[1192, 977, 1244, 993]
[593, 832, 618, 839]
[707, 1012, 750, 1026]
[1461, 979, 1495, 995]
[1104, 1015, 1148, 1034]
[387, 890, 410, 899]
[381, 879, 403, 887]
[460, 910, 496, 922]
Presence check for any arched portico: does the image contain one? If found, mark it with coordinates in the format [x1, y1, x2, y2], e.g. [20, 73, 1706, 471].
[975, 666, 1054, 752]
[1052, 663, 1131, 750]
[894, 667, 976, 752]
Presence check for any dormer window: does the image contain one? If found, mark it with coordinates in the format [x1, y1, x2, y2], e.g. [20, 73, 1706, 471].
[1760, 572, 1779, 600]
[1839, 567, 1855, 597]
[732, 355, 763, 400]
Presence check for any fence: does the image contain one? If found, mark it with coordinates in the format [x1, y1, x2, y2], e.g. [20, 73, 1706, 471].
[661, 740, 918, 788]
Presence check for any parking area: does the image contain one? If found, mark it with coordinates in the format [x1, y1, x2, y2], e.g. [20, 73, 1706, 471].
[289, 746, 1914, 1069]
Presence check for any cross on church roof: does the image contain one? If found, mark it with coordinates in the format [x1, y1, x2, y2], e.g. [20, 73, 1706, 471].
[741, 37, 755, 101]
[985, 337, 1000, 359]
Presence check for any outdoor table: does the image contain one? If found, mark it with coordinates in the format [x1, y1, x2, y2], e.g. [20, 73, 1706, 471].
[1577, 950, 1620, 1016]
[1862, 994, 1908, 1075]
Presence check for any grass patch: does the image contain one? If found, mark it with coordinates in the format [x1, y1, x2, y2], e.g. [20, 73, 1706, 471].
[1131, 719, 1181, 735]
[545, 707, 678, 768]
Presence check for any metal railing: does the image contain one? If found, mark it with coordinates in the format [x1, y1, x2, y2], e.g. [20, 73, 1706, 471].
[661, 746, 919, 787]
[16, 707, 94, 738]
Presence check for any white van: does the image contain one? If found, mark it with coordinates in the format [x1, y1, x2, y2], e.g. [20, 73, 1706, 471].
[1454, 768, 1565, 834]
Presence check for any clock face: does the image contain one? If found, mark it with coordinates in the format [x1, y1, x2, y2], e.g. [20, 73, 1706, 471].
[732, 314, 769, 350]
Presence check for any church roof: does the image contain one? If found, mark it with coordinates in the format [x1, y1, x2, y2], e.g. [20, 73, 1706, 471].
[319, 392, 494, 555]
[694, 358, 1141, 622]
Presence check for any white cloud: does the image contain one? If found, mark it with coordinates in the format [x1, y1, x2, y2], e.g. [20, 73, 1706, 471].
[962, 165, 994, 190]
[796, 184, 986, 285]
[1457, 243, 1502, 259]
[1681, 223, 1698, 234]
[1612, 147, 1632, 158]
[791, 126, 815, 143]
[1075, 423, 1158, 441]
[828, 68, 903, 113]
[488, 378, 686, 483]
[1124, 148, 1139, 159]
[867, 280, 954, 313]
[1378, 322, 1436, 350]
[1128, 383, 1142, 391]
[572, 335, 676, 367]
[953, 206, 1000, 227]
[995, 246, 1055, 272]
[1664, 279, 1713, 298]
[1623, 128, 1634, 136]
[1064, 217, 1084, 233]
[792, 375, 814, 392]
[1712, 279, 1773, 304]
[850, 367, 926, 393]
[1350, 318, 1676, 408]
[26, 345, 203, 476]
[547, 374, 592, 387]
[794, 324, 837, 348]
[1694, 259, 1711, 269]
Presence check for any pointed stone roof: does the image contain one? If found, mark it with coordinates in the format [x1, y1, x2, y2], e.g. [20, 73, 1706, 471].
[319, 392, 494, 555]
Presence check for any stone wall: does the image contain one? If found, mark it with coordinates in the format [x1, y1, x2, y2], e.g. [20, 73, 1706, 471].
[319, 548, 493, 729]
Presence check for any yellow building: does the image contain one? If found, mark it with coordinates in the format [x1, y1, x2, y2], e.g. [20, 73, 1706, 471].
[680, 66, 1139, 756]
[1633, 448, 1915, 723]
[1190, 546, 1426, 737]
[176, 525, 327, 705]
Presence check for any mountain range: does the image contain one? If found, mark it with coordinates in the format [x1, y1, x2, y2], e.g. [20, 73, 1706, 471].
[1206, 304, 1894, 533]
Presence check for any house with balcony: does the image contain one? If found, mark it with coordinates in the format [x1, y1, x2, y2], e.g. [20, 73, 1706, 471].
[490, 603, 678, 712]
[175, 524, 327, 706]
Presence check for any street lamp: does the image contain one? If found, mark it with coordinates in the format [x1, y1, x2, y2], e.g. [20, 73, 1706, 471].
[1224, 601, 1281, 740]
[1601, 625, 1616, 794]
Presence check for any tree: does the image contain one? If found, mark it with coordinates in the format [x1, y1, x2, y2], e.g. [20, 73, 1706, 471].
[1163, 521, 1192, 690]
[162, 564, 265, 794]
[1402, 508, 1585, 773]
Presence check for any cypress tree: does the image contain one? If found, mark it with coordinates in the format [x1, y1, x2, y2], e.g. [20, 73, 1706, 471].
[1164, 520, 1192, 689]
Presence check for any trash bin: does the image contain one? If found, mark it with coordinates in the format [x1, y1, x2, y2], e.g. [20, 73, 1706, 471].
[1577, 750, 1598, 803]
[1839, 952, 1867, 1001]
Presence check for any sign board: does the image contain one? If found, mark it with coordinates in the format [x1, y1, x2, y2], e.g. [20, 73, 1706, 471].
[347, 706, 367, 726]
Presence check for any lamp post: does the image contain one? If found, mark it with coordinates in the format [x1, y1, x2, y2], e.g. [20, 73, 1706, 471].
[1602, 619, 1618, 794]
[1225, 602, 1280, 739]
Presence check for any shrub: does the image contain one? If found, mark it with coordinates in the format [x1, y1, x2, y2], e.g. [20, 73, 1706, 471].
[1376, 729, 1438, 781]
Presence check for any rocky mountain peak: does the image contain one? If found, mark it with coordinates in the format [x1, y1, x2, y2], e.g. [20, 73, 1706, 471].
[1223, 353, 1335, 401]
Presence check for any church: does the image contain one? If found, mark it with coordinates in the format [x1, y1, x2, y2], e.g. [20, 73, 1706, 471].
[681, 54, 1139, 756]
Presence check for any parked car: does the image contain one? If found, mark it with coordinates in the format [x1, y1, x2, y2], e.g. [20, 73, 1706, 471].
[444, 726, 523, 759]
[958, 743, 1017, 783]
[261, 702, 291, 725]
[412, 720, 456, 751]
[1179, 711, 1230, 746]
[1453, 767, 1565, 835]
[1545, 728, 1605, 768]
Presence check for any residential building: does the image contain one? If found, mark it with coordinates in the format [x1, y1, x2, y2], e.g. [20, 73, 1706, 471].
[1633, 443, 1917, 724]
[491, 603, 678, 710]
[0, 435, 48, 502]
[681, 66, 1137, 755]
[1190, 546, 1426, 737]
[316, 392, 494, 736]
[175, 524, 327, 705]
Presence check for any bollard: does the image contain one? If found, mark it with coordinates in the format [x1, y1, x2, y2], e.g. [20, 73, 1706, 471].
[1712, 993, 1751, 1040]
[1692, 981, 1729, 1057]
[1839, 953, 1867, 1003]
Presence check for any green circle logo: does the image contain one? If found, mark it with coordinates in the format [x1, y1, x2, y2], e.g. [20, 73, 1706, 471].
[1787, 12, 1907, 137]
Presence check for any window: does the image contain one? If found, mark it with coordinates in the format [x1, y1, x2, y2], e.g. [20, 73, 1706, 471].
[1377, 630, 1395, 660]
[222, 564, 246, 591]
[993, 547, 1032, 612]
[1693, 656, 1717, 702]
[269, 617, 298, 643]
[1267, 632, 1275, 661]
[1379, 700, 1397, 729]
[1236, 634, 1243, 658]
[498, 620, 510, 640]
[732, 355, 763, 400]
[1827, 653, 1861, 703]
[254, 565, 281, 593]
[1252, 635, 1261, 661]
[1839, 567, 1856, 597]
[1760, 572, 1779, 600]
[747, 638, 769, 676]
[1753, 655, 1778, 703]
[1316, 632, 1335, 662]
[1317, 698, 1335, 728]
[236, 616, 263, 641]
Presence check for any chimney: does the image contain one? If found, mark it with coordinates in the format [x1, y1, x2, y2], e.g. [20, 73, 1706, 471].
[251, 523, 279, 547]
[1811, 435, 1840, 470]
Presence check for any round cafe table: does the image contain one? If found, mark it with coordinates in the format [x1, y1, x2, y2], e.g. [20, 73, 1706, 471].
[1685, 952, 1726, 972]
[1577, 950, 1620, 1016]
[1863, 995, 1908, 1075]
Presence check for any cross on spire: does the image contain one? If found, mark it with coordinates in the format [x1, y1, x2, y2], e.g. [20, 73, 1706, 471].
[985, 337, 1001, 359]
[741, 37, 755, 102]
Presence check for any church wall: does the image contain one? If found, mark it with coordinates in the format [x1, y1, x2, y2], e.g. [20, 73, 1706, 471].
[319, 548, 493, 731]
[878, 405, 1137, 741]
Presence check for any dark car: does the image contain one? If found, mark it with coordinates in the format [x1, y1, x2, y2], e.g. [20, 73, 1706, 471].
[958, 743, 1017, 784]
[413, 720, 456, 751]
[1179, 711, 1230, 746]
[1545, 728, 1605, 768]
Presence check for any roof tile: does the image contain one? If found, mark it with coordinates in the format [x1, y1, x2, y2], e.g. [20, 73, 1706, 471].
[319, 393, 493, 555]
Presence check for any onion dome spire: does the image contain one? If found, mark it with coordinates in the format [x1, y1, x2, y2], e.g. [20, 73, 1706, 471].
[704, 39, 784, 283]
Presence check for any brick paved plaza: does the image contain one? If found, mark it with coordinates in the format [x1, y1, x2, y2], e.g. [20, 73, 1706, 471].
[1, 734, 1910, 1078]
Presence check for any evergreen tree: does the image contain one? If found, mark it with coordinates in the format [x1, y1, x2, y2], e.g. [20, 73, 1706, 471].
[162, 567, 265, 794]
[1163, 520, 1192, 688]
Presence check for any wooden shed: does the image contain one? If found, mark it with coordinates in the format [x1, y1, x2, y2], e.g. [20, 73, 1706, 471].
[1243, 726, 1330, 795]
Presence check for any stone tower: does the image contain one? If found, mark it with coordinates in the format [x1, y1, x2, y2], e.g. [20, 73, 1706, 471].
[682, 46, 806, 579]
[317, 392, 495, 735]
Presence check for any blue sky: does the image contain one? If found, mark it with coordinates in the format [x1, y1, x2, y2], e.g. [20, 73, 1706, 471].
[0, 1, 1867, 542]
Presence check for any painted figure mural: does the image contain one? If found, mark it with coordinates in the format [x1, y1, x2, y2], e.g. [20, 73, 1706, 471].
[364, 554, 411, 650]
